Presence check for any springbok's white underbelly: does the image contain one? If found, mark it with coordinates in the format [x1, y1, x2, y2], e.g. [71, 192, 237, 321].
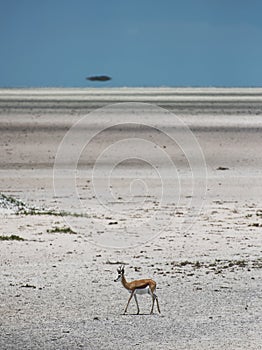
[130, 286, 150, 295]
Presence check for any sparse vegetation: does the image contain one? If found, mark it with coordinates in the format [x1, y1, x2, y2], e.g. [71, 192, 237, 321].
[256, 210, 262, 217]
[171, 261, 203, 268]
[20, 284, 36, 289]
[18, 208, 89, 218]
[106, 260, 127, 265]
[170, 259, 259, 272]
[179, 261, 191, 267]
[0, 193, 26, 210]
[195, 261, 201, 268]
[1, 193, 89, 218]
[248, 223, 262, 227]
[47, 226, 77, 234]
[0, 235, 25, 241]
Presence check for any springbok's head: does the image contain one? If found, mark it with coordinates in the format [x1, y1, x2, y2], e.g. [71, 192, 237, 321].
[114, 265, 125, 282]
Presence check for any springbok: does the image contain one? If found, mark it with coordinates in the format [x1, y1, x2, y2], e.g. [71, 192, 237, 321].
[114, 265, 160, 315]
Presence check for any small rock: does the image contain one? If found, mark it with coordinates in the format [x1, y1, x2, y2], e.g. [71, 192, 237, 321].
[216, 166, 229, 171]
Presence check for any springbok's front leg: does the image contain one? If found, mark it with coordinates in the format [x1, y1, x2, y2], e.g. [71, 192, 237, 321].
[124, 290, 134, 314]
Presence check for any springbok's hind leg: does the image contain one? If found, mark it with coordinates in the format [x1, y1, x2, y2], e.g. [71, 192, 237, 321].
[150, 294, 155, 314]
[150, 293, 160, 314]
[154, 294, 161, 313]
[134, 294, 140, 314]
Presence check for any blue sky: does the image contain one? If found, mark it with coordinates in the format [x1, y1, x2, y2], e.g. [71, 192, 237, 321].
[1, 0, 262, 87]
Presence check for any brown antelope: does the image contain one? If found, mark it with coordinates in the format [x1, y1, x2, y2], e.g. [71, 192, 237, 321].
[114, 265, 160, 315]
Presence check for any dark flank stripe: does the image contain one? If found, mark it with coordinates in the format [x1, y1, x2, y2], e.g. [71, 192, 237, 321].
[135, 284, 149, 289]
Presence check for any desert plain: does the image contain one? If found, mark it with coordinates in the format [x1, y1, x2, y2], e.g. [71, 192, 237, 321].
[0, 88, 261, 349]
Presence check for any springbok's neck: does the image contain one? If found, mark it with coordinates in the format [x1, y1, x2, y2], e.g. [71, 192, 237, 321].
[121, 275, 130, 290]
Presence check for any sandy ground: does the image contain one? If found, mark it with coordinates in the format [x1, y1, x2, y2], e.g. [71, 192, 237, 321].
[0, 88, 261, 349]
